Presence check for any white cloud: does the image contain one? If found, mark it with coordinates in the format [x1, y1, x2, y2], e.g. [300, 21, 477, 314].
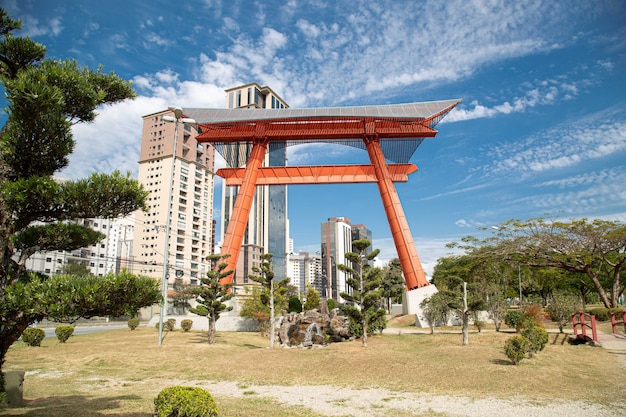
[473, 113, 626, 180]
[19, 15, 63, 37]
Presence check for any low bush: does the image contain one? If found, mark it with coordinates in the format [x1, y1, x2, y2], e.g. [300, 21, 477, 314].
[155, 319, 176, 331]
[504, 335, 530, 365]
[154, 386, 218, 417]
[523, 304, 545, 326]
[586, 308, 624, 322]
[55, 326, 74, 343]
[504, 310, 523, 330]
[180, 319, 193, 332]
[128, 318, 140, 330]
[21, 328, 45, 347]
[521, 324, 548, 356]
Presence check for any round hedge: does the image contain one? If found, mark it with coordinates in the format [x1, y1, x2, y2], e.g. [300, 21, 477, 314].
[21, 328, 45, 347]
[154, 386, 218, 417]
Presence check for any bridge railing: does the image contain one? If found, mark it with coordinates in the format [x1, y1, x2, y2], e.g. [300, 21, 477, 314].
[610, 311, 626, 335]
[572, 311, 598, 343]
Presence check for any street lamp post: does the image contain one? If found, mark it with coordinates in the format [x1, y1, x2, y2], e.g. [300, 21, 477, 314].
[158, 107, 196, 346]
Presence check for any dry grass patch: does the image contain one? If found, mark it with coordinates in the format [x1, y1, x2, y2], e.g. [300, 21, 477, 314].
[1, 325, 624, 416]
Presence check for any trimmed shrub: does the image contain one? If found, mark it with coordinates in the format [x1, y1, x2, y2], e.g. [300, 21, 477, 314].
[180, 319, 193, 332]
[154, 386, 218, 417]
[504, 310, 523, 330]
[521, 324, 548, 356]
[55, 326, 74, 343]
[128, 318, 140, 330]
[586, 308, 624, 322]
[504, 335, 530, 365]
[326, 298, 337, 311]
[155, 319, 176, 331]
[21, 328, 45, 347]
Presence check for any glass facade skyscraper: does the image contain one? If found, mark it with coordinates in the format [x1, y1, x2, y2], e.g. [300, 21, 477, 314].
[220, 83, 289, 287]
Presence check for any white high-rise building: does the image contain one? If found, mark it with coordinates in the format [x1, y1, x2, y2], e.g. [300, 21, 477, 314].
[287, 250, 322, 295]
[320, 217, 353, 301]
[24, 216, 133, 277]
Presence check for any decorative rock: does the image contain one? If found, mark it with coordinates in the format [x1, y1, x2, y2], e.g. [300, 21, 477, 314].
[278, 308, 351, 347]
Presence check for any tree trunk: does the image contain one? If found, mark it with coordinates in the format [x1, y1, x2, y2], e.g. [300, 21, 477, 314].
[208, 316, 216, 344]
[462, 282, 469, 346]
[269, 280, 275, 348]
[362, 318, 368, 347]
[587, 269, 612, 308]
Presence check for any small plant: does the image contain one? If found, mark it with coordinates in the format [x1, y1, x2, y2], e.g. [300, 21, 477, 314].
[21, 328, 45, 347]
[522, 304, 544, 326]
[473, 319, 485, 333]
[55, 326, 74, 343]
[180, 319, 193, 332]
[154, 386, 218, 417]
[504, 310, 523, 331]
[128, 318, 140, 330]
[167, 318, 176, 331]
[155, 319, 176, 331]
[504, 335, 530, 365]
[521, 324, 548, 356]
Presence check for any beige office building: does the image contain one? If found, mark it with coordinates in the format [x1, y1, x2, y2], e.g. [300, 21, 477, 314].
[133, 108, 216, 289]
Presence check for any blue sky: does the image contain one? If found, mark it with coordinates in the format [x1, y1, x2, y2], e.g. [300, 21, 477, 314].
[2, 0, 625, 276]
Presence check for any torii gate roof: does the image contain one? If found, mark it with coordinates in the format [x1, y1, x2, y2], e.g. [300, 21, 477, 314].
[185, 99, 461, 165]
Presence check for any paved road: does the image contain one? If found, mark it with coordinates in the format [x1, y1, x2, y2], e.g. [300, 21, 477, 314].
[38, 323, 129, 339]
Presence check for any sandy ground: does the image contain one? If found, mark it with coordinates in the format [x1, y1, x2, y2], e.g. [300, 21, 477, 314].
[198, 380, 626, 417]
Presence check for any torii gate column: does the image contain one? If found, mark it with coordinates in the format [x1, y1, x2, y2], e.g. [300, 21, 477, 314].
[365, 136, 429, 290]
[220, 138, 269, 283]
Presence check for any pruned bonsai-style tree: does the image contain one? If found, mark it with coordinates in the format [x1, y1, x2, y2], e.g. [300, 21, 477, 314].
[0, 8, 161, 397]
[339, 239, 385, 347]
[246, 253, 290, 348]
[189, 254, 234, 344]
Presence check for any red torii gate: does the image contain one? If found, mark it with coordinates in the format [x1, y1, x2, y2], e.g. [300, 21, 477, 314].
[189, 100, 461, 291]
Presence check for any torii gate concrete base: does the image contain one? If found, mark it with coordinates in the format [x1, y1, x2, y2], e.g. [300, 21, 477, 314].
[403, 285, 439, 328]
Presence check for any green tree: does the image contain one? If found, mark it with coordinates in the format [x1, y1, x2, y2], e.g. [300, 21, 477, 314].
[432, 255, 487, 345]
[380, 258, 406, 313]
[545, 292, 581, 333]
[419, 292, 451, 334]
[339, 239, 385, 347]
[188, 254, 234, 344]
[303, 283, 320, 311]
[239, 286, 271, 336]
[490, 217, 626, 308]
[0, 9, 160, 395]
[248, 253, 289, 348]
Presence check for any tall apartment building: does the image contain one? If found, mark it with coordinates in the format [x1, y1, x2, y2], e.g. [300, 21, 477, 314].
[287, 251, 322, 295]
[351, 224, 373, 251]
[320, 217, 353, 301]
[320, 217, 373, 302]
[220, 83, 290, 288]
[132, 108, 215, 289]
[25, 215, 133, 277]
